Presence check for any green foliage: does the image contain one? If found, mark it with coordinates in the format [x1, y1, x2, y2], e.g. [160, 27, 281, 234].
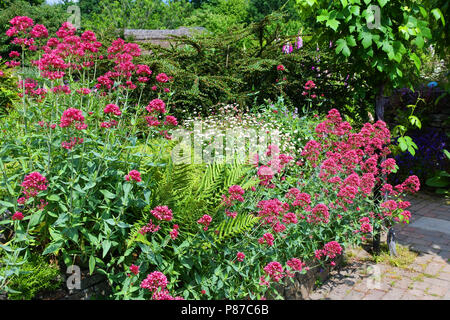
[0, 66, 18, 114]
[5, 254, 61, 300]
[185, 0, 249, 33]
[213, 213, 260, 243]
[150, 157, 255, 232]
[297, 0, 446, 91]
[135, 13, 372, 121]
[85, 0, 194, 31]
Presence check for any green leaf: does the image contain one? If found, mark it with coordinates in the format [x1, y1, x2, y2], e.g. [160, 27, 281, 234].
[89, 255, 96, 275]
[326, 18, 340, 31]
[102, 240, 112, 258]
[47, 194, 60, 202]
[408, 116, 421, 129]
[63, 227, 79, 243]
[346, 35, 356, 47]
[28, 210, 44, 228]
[414, 35, 424, 49]
[304, 0, 317, 6]
[100, 189, 115, 200]
[335, 38, 351, 57]
[0, 200, 14, 208]
[443, 149, 450, 160]
[349, 5, 360, 16]
[410, 53, 421, 72]
[426, 175, 449, 188]
[419, 6, 427, 18]
[42, 241, 63, 255]
[358, 31, 373, 48]
[398, 137, 407, 152]
[378, 0, 388, 7]
[431, 8, 445, 26]
[0, 244, 13, 252]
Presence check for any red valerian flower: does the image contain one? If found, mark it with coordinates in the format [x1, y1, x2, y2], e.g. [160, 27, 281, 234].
[258, 232, 275, 246]
[263, 261, 284, 282]
[151, 206, 173, 221]
[125, 170, 142, 182]
[12, 211, 24, 221]
[156, 73, 169, 83]
[170, 225, 179, 240]
[140, 271, 168, 292]
[228, 185, 245, 202]
[400, 175, 420, 194]
[146, 99, 166, 114]
[60, 108, 87, 130]
[21, 172, 47, 198]
[164, 115, 178, 126]
[197, 214, 212, 231]
[104, 103, 122, 116]
[276, 65, 285, 71]
[236, 252, 245, 262]
[129, 264, 139, 275]
[286, 258, 305, 271]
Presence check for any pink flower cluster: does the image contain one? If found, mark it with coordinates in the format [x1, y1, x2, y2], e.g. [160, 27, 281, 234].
[315, 241, 343, 261]
[236, 252, 245, 262]
[151, 206, 173, 221]
[125, 170, 142, 182]
[59, 108, 87, 130]
[5, 16, 47, 53]
[263, 261, 284, 283]
[140, 271, 182, 300]
[12, 211, 24, 221]
[104, 104, 122, 116]
[61, 137, 84, 150]
[197, 214, 212, 231]
[170, 225, 179, 240]
[139, 220, 160, 235]
[21, 172, 48, 199]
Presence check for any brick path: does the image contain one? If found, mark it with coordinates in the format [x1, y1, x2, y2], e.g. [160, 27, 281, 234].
[308, 192, 450, 300]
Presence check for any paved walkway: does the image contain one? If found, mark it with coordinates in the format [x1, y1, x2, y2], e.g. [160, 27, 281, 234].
[309, 192, 450, 300]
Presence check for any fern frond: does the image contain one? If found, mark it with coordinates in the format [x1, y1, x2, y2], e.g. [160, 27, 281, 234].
[213, 213, 260, 244]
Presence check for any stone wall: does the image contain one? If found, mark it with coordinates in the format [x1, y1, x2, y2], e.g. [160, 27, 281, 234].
[124, 27, 207, 49]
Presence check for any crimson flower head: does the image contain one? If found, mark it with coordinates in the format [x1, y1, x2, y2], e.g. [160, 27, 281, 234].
[12, 211, 24, 221]
[151, 206, 173, 221]
[197, 214, 212, 231]
[21, 172, 47, 198]
[8, 16, 34, 34]
[164, 115, 178, 126]
[60, 108, 87, 130]
[236, 252, 245, 262]
[129, 264, 140, 275]
[30, 24, 48, 38]
[104, 103, 122, 116]
[263, 261, 284, 282]
[277, 65, 285, 71]
[125, 170, 142, 182]
[156, 73, 169, 83]
[146, 99, 166, 114]
[140, 271, 168, 292]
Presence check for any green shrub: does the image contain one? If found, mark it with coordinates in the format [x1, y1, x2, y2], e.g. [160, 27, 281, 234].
[6, 254, 61, 300]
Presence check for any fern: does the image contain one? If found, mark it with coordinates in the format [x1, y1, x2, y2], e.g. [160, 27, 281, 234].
[213, 213, 260, 244]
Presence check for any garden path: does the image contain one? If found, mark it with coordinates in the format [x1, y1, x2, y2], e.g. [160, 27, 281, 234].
[308, 192, 450, 300]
